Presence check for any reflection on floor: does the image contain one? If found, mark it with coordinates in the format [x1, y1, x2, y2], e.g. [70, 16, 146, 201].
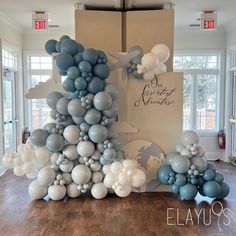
[0, 161, 235, 236]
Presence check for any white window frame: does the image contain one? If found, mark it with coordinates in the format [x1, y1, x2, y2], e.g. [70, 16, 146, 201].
[174, 50, 225, 136]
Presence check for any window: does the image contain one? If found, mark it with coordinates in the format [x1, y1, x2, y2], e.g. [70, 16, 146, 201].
[26, 55, 52, 130]
[174, 53, 221, 132]
[2, 45, 18, 70]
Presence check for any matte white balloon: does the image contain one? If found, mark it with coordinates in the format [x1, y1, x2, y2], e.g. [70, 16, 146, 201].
[143, 70, 155, 81]
[115, 185, 132, 197]
[22, 162, 36, 175]
[35, 147, 51, 164]
[131, 169, 146, 187]
[151, 44, 170, 63]
[13, 166, 24, 176]
[181, 130, 199, 146]
[63, 125, 80, 144]
[91, 183, 108, 199]
[37, 166, 56, 186]
[91, 172, 103, 183]
[62, 173, 72, 184]
[77, 141, 95, 157]
[71, 164, 92, 184]
[66, 182, 81, 198]
[141, 53, 159, 70]
[63, 145, 79, 160]
[59, 161, 74, 172]
[28, 180, 48, 200]
[48, 185, 66, 201]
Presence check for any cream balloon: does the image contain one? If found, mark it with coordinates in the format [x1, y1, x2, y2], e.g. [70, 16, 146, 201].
[151, 44, 170, 63]
[131, 169, 146, 188]
[115, 185, 132, 197]
[37, 166, 56, 186]
[91, 183, 108, 199]
[35, 147, 51, 164]
[141, 53, 159, 70]
[153, 62, 167, 75]
[48, 185, 66, 201]
[63, 125, 80, 144]
[66, 182, 81, 198]
[28, 180, 48, 200]
[143, 70, 155, 81]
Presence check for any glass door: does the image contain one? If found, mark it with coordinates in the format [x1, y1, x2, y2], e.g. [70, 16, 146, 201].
[3, 70, 17, 153]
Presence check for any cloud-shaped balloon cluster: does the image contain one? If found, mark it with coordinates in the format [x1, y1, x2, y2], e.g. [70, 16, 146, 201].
[157, 130, 230, 200]
[128, 44, 170, 81]
[2, 141, 50, 179]
[103, 160, 146, 197]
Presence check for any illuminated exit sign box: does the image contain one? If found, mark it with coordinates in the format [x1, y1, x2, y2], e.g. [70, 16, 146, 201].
[32, 12, 48, 30]
[201, 12, 217, 30]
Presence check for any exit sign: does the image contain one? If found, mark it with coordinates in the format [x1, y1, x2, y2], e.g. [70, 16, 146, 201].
[201, 12, 217, 30]
[32, 12, 48, 30]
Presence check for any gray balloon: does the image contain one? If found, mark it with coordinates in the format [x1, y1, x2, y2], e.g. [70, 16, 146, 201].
[171, 155, 190, 174]
[104, 83, 118, 100]
[30, 129, 49, 147]
[68, 99, 86, 117]
[44, 123, 56, 134]
[61, 116, 75, 127]
[56, 97, 70, 115]
[80, 122, 91, 132]
[93, 92, 112, 111]
[97, 143, 105, 153]
[50, 109, 58, 120]
[166, 152, 179, 165]
[103, 148, 117, 160]
[46, 91, 63, 109]
[128, 45, 144, 57]
[191, 156, 208, 173]
[107, 128, 117, 139]
[72, 116, 85, 125]
[46, 134, 65, 152]
[88, 125, 108, 143]
[103, 104, 118, 118]
[84, 108, 101, 125]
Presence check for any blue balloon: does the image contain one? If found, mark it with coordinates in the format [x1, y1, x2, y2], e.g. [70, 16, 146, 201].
[207, 162, 216, 172]
[67, 66, 80, 79]
[92, 64, 110, 80]
[59, 35, 71, 42]
[171, 185, 180, 194]
[74, 52, 83, 65]
[74, 77, 87, 91]
[46, 134, 65, 152]
[56, 52, 74, 71]
[70, 90, 79, 99]
[157, 164, 175, 185]
[61, 39, 84, 56]
[100, 155, 112, 165]
[203, 169, 215, 181]
[87, 77, 105, 94]
[79, 61, 92, 73]
[55, 41, 62, 53]
[62, 78, 76, 92]
[174, 174, 187, 186]
[198, 186, 206, 196]
[217, 182, 230, 199]
[214, 172, 224, 183]
[180, 183, 198, 200]
[43, 123, 56, 134]
[45, 39, 58, 55]
[72, 116, 85, 125]
[97, 50, 108, 63]
[80, 122, 91, 132]
[30, 129, 49, 147]
[82, 48, 99, 65]
[197, 176, 205, 186]
[203, 181, 221, 198]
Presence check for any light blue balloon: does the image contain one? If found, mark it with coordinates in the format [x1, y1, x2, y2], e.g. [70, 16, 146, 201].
[60, 116, 75, 127]
[92, 64, 110, 80]
[30, 129, 49, 147]
[82, 48, 99, 65]
[46, 134, 65, 152]
[103, 148, 116, 160]
[45, 39, 58, 55]
[99, 155, 112, 165]
[171, 155, 190, 174]
[203, 169, 215, 181]
[68, 99, 86, 117]
[72, 116, 85, 125]
[97, 50, 108, 63]
[174, 173, 187, 186]
[56, 97, 70, 115]
[44, 123, 56, 134]
[62, 78, 76, 92]
[93, 92, 112, 111]
[50, 109, 58, 120]
[87, 77, 105, 94]
[157, 164, 175, 185]
[74, 52, 83, 65]
[59, 69, 67, 76]
[55, 41, 62, 53]
[61, 39, 84, 56]
[74, 77, 87, 91]
[88, 125, 108, 143]
[67, 66, 80, 79]
[80, 122, 91, 132]
[203, 181, 221, 198]
[103, 105, 118, 118]
[84, 108, 101, 125]
[166, 152, 178, 165]
[171, 185, 180, 194]
[217, 182, 230, 199]
[79, 61, 92, 73]
[46, 91, 63, 109]
[180, 183, 198, 200]
[128, 45, 144, 57]
[207, 162, 216, 172]
[56, 52, 74, 71]
[214, 172, 224, 183]
[97, 143, 105, 153]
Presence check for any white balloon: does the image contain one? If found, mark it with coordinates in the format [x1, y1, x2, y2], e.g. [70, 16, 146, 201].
[123, 159, 137, 170]
[37, 166, 56, 186]
[143, 70, 155, 81]
[131, 169, 146, 187]
[91, 183, 108, 199]
[63, 145, 79, 160]
[50, 152, 60, 164]
[17, 144, 25, 154]
[22, 162, 36, 175]
[48, 185, 66, 201]
[153, 62, 167, 75]
[151, 44, 170, 63]
[35, 147, 51, 164]
[77, 141, 95, 157]
[103, 174, 116, 188]
[13, 154, 23, 166]
[141, 53, 159, 70]
[92, 172, 103, 183]
[59, 161, 74, 173]
[181, 130, 199, 146]
[176, 144, 185, 153]
[13, 166, 24, 176]
[26, 170, 38, 179]
[63, 125, 80, 144]
[102, 165, 111, 174]
[71, 164, 92, 184]
[115, 185, 132, 197]
[21, 149, 35, 163]
[110, 162, 123, 174]
[28, 180, 48, 200]
[118, 172, 131, 185]
[62, 173, 72, 184]
[90, 161, 101, 172]
[66, 182, 81, 198]
[180, 148, 192, 158]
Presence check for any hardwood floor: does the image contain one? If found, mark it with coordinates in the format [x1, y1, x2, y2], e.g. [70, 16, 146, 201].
[0, 161, 235, 236]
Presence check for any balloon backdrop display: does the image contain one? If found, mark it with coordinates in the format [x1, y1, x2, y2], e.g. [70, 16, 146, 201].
[157, 130, 230, 200]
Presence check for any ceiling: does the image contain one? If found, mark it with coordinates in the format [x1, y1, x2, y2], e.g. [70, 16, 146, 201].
[0, 0, 236, 30]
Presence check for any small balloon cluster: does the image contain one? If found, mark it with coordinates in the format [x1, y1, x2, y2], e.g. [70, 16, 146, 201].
[157, 130, 230, 200]
[127, 44, 170, 81]
[3, 35, 147, 201]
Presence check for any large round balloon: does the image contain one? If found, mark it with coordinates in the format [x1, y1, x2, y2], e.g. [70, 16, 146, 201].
[151, 44, 170, 63]
[68, 99, 86, 117]
[67, 66, 80, 79]
[77, 141, 95, 157]
[30, 129, 49, 147]
[190, 156, 208, 173]
[217, 182, 230, 199]
[157, 164, 175, 185]
[203, 181, 221, 198]
[84, 108, 101, 125]
[63, 144, 79, 160]
[181, 130, 199, 146]
[82, 48, 99, 65]
[56, 52, 74, 71]
[88, 125, 108, 143]
[62, 78, 76, 92]
[46, 134, 65, 152]
[45, 39, 58, 55]
[166, 152, 178, 165]
[48, 185, 66, 201]
[93, 92, 112, 111]
[87, 77, 105, 94]
[71, 164, 92, 184]
[171, 155, 190, 174]
[79, 61, 92, 73]
[28, 180, 48, 199]
[46, 91, 63, 109]
[141, 53, 158, 70]
[63, 125, 80, 144]
[92, 64, 110, 80]
[91, 182, 108, 199]
[180, 183, 198, 200]
[37, 166, 56, 186]
[61, 39, 84, 56]
[56, 97, 70, 115]
[66, 182, 81, 198]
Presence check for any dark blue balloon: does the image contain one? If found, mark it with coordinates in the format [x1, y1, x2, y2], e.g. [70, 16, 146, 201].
[61, 39, 84, 56]
[197, 176, 205, 186]
[203, 169, 215, 181]
[203, 181, 221, 198]
[87, 77, 105, 94]
[74, 52, 83, 65]
[214, 172, 224, 183]
[180, 183, 198, 200]
[97, 50, 108, 63]
[55, 41, 62, 53]
[82, 48, 99, 65]
[45, 39, 58, 55]
[174, 174, 187, 186]
[56, 52, 74, 71]
[70, 90, 79, 99]
[79, 61, 92, 73]
[157, 164, 175, 185]
[58, 70, 67, 76]
[74, 77, 87, 91]
[59, 35, 71, 42]
[67, 66, 80, 79]
[216, 182, 230, 199]
[171, 185, 180, 193]
[92, 64, 110, 80]
[62, 78, 76, 92]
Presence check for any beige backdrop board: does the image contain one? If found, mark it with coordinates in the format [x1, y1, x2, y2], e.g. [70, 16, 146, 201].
[75, 10, 122, 51]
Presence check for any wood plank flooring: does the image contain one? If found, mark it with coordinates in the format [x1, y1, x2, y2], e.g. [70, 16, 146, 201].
[0, 161, 235, 236]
